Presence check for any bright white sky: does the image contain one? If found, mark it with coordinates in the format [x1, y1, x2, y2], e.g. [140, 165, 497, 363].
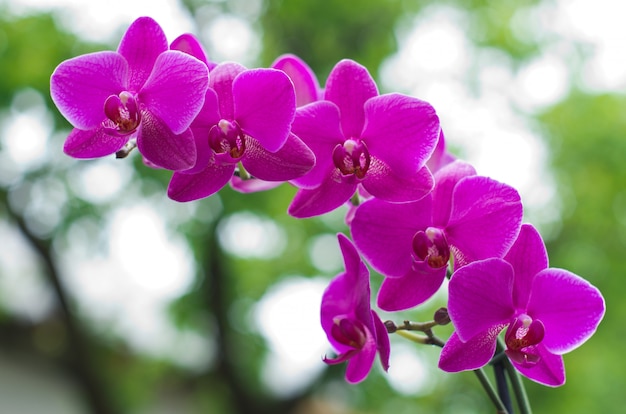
[2, 0, 626, 400]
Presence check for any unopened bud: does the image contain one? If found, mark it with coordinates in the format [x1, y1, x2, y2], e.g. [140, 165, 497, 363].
[434, 307, 451, 325]
[384, 320, 397, 333]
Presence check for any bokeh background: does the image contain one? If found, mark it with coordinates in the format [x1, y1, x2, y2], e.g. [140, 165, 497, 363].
[0, 0, 623, 412]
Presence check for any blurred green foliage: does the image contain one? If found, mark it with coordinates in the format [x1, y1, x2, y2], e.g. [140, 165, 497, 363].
[0, 0, 624, 413]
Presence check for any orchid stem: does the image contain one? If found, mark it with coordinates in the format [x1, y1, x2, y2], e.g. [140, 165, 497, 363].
[236, 162, 251, 180]
[473, 368, 510, 414]
[497, 337, 532, 414]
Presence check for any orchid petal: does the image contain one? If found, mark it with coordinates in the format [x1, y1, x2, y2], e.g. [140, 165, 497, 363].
[50, 51, 128, 130]
[362, 162, 434, 203]
[377, 264, 447, 311]
[445, 176, 522, 267]
[187, 88, 221, 174]
[210, 62, 246, 120]
[439, 329, 502, 372]
[63, 127, 129, 158]
[504, 224, 549, 309]
[290, 101, 344, 189]
[426, 129, 456, 173]
[140, 51, 209, 134]
[372, 311, 390, 372]
[137, 111, 196, 171]
[271, 54, 320, 106]
[350, 197, 432, 278]
[170, 33, 214, 69]
[526, 269, 605, 354]
[511, 345, 565, 387]
[167, 161, 235, 202]
[362, 93, 440, 177]
[431, 160, 476, 228]
[345, 330, 377, 384]
[324, 59, 378, 138]
[234, 68, 296, 152]
[230, 177, 282, 193]
[448, 258, 515, 342]
[288, 171, 356, 218]
[117, 16, 168, 91]
[242, 133, 314, 181]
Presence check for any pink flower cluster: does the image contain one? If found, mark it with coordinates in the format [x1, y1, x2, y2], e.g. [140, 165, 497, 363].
[50, 17, 605, 387]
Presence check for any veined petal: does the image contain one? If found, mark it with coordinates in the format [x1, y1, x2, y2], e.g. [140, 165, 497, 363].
[167, 161, 235, 202]
[187, 88, 221, 174]
[210, 62, 247, 120]
[63, 127, 129, 158]
[50, 51, 128, 130]
[290, 101, 344, 189]
[431, 160, 476, 228]
[350, 197, 432, 278]
[362, 161, 434, 203]
[526, 269, 605, 354]
[137, 110, 196, 171]
[288, 174, 356, 218]
[445, 176, 523, 267]
[139, 51, 209, 134]
[448, 258, 515, 342]
[504, 224, 549, 309]
[362, 93, 440, 177]
[271, 54, 320, 106]
[234, 68, 295, 152]
[511, 344, 565, 387]
[324, 59, 378, 138]
[170, 33, 215, 70]
[439, 329, 502, 372]
[241, 133, 314, 181]
[117, 16, 168, 91]
[377, 265, 447, 311]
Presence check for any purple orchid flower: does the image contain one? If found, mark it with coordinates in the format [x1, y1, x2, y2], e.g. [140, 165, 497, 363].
[50, 16, 209, 171]
[350, 160, 523, 311]
[287, 59, 440, 218]
[439, 224, 605, 386]
[167, 62, 315, 202]
[426, 130, 456, 173]
[321, 233, 390, 384]
[271, 54, 322, 106]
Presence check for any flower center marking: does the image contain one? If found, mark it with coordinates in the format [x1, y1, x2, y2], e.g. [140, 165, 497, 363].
[412, 227, 450, 268]
[103, 91, 141, 135]
[332, 139, 371, 179]
[209, 119, 246, 161]
[504, 314, 545, 366]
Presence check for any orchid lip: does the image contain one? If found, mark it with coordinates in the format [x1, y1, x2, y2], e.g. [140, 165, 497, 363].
[332, 139, 371, 179]
[411, 227, 450, 269]
[209, 119, 246, 162]
[504, 314, 545, 367]
[103, 91, 141, 136]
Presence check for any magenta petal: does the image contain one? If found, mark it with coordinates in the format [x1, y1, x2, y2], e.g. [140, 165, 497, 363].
[426, 129, 456, 173]
[345, 332, 377, 384]
[167, 161, 235, 202]
[170, 33, 214, 69]
[290, 101, 344, 189]
[117, 16, 168, 91]
[63, 127, 129, 158]
[526, 269, 605, 354]
[362, 93, 440, 177]
[511, 345, 565, 387]
[137, 111, 196, 171]
[210, 62, 247, 120]
[271, 54, 320, 106]
[242, 133, 315, 181]
[288, 172, 356, 218]
[377, 265, 447, 311]
[372, 311, 390, 372]
[50, 51, 128, 130]
[140, 51, 209, 134]
[230, 177, 282, 193]
[431, 160, 477, 228]
[504, 224, 549, 309]
[187, 89, 221, 174]
[233, 68, 295, 152]
[324, 59, 378, 138]
[439, 329, 501, 372]
[363, 162, 434, 203]
[350, 197, 432, 278]
[445, 176, 522, 267]
[448, 258, 515, 342]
